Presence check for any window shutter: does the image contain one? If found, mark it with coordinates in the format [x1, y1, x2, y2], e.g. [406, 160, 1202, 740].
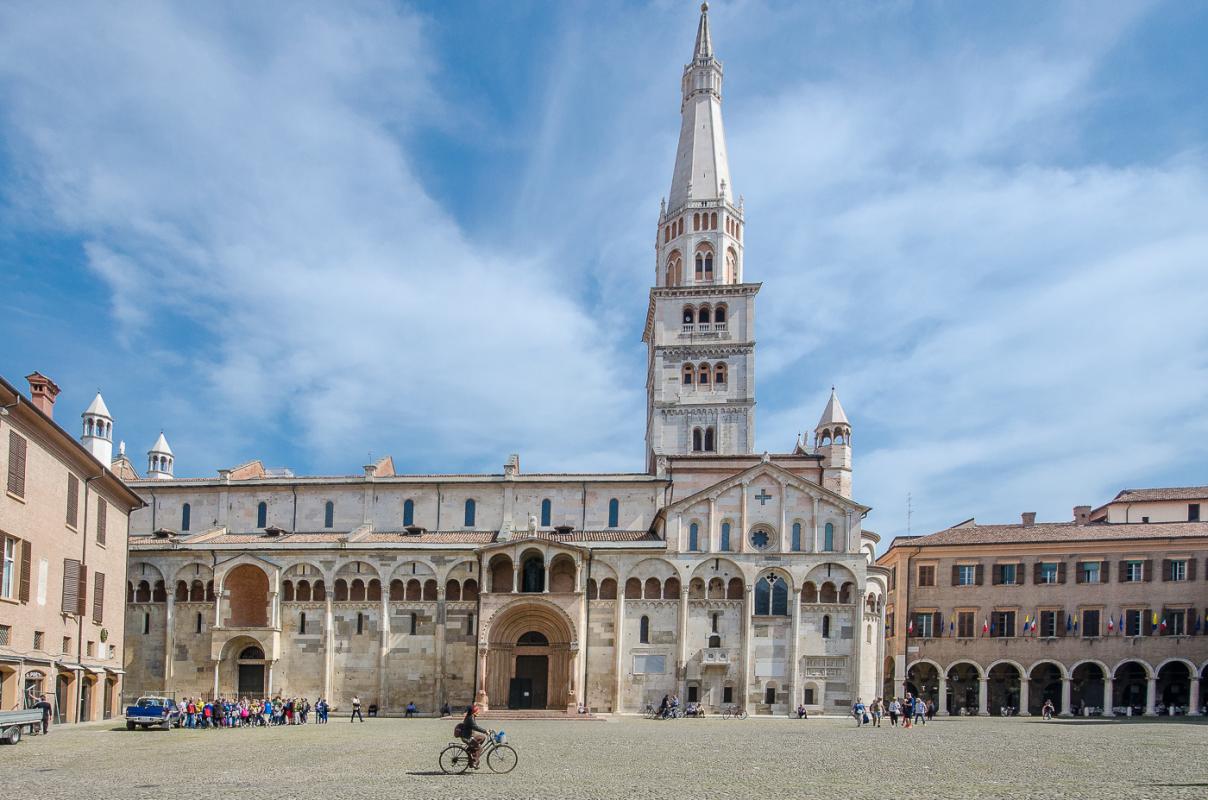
[96, 499, 107, 545]
[7, 431, 27, 498]
[62, 559, 80, 615]
[1075, 564, 1085, 584]
[1057, 562, 1067, 584]
[77, 564, 88, 617]
[1015, 564, 1025, 585]
[93, 572, 105, 624]
[1033, 563, 1043, 584]
[933, 611, 943, 637]
[1189, 559, 1198, 582]
[1142, 609, 1153, 635]
[992, 565, 1002, 585]
[1118, 561, 1127, 582]
[1101, 560, 1110, 583]
[975, 564, 984, 585]
[1056, 612, 1065, 637]
[1162, 559, 1173, 582]
[950, 565, 959, 586]
[1143, 559, 1153, 583]
[19, 540, 32, 603]
[67, 475, 79, 527]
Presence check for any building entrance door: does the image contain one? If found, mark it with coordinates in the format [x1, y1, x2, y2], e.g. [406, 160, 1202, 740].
[238, 664, 265, 696]
[510, 655, 548, 709]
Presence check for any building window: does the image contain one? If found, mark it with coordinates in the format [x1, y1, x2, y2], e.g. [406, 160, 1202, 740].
[917, 565, 935, 587]
[32, 631, 44, 650]
[749, 529, 770, 550]
[256, 502, 267, 528]
[692, 428, 703, 451]
[639, 615, 650, 644]
[1166, 559, 1188, 582]
[991, 610, 1016, 638]
[999, 564, 1018, 585]
[688, 523, 699, 551]
[1124, 560, 1144, 582]
[181, 503, 191, 532]
[95, 498, 107, 545]
[1125, 609, 1143, 636]
[409, 613, 417, 635]
[1038, 563, 1058, 584]
[682, 364, 694, 386]
[723, 685, 734, 704]
[1082, 609, 1100, 638]
[719, 522, 731, 551]
[324, 501, 334, 529]
[464, 499, 476, 527]
[791, 523, 802, 552]
[540, 499, 551, 527]
[704, 426, 715, 452]
[300, 612, 307, 635]
[1079, 562, 1100, 584]
[821, 615, 831, 639]
[142, 612, 150, 635]
[914, 613, 934, 638]
[1190, 503, 1201, 522]
[6, 431, 27, 498]
[823, 522, 834, 551]
[66, 474, 79, 528]
[62, 636, 71, 654]
[1165, 609, 1187, 636]
[754, 575, 789, 616]
[956, 565, 976, 586]
[0, 537, 14, 599]
[764, 687, 776, 705]
[403, 499, 415, 527]
[85, 641, 94, 658]
[608, 498, 619, 528]
[957, 611, 975, 638]
[1039, 610, 1059, 638]
[195, 612, 203, 633]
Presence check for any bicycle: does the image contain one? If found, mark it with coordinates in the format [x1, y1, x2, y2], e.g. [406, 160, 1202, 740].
[439, 729, 518, 775]
[721, 705, 748, 720]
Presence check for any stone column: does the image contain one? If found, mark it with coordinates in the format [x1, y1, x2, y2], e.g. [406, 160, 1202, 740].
[211, 661, 220, 699]
[379, 593, 392, 714]
[977, 676, 989, 716]
[266, 660, 274, 695]
[740, 585, 754, 709]
[213, 581, 224, 628]
[163, 594, 175, 684]
[937, 672, 948, 715]
[677, 588, 690, 699]
[433, 588, 445, 712]
[1059, 677, 1072, 717]
[708, 497, 717, 551]
[778, 480, 787, 552]
[811, 497, 820, 551]
[739, 483, 749, 553]
[543, 561, 550, 594]
[1145, 676, 1158, 716]
[513, 563, 520, 594]
[1017, 677, 1030, 716]
[268, 589, 280, 629]
[323, 593, 335, 701]
[1102, 676, 1115, 716]
[475, 648, 489, 709]
[1188, 677, 1200, 716]
[850, 603, 863, 705]
[612, 594, 626, 713]
[787, 588, 801, 707]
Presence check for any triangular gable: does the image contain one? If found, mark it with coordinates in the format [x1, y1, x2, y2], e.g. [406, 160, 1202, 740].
[663, 460, 870, 517]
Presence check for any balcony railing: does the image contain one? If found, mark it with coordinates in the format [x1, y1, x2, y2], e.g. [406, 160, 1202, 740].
[680, 322, 729, 334]
[702, 647, 731, 666]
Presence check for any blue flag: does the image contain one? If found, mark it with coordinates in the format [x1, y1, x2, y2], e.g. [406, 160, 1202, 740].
[1066, 614, 1072, 632]
[1195, 613, 1202, 634]
[1119, 612, 1125, 634]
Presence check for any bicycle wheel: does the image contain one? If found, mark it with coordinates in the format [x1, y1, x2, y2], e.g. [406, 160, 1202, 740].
[721, 708, 731, 720]
[439, 744, 471, 775]
[738, 710, 749, 720]
[486, 744, 518, 774]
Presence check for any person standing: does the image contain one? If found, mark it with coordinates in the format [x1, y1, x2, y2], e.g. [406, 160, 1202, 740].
[33, 694, 52, 735]
[350, 694, 364, 723]
[913, 695, 927, 726]
[852, 697, 867, 727]
[888, 697, 900, 727]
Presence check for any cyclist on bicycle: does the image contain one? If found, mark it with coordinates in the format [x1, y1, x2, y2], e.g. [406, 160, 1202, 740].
[457, 704, 489, 769]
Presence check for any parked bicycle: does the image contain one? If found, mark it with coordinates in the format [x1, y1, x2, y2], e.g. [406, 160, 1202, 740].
[721, 705, 748, 720]
[439, 729, 518, 774]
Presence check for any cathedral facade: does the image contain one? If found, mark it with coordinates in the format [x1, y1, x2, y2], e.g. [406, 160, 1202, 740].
[121, 5, 888, 715]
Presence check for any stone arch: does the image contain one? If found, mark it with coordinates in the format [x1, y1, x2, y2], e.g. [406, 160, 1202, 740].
[488, 554, 514, 594]
[986, 659, 1025, 716]
[549, 554, 577, 593]
[1154, 657, 1197, 675]
[1028, 659, 1069, 680]
[945, 660, 982, 714]
[1027, 660, 1066, 715]
[945, 659, 985, 680]
[1069, 658, 1110, 677]
[1112, 658, 1154, 679]
[484, 598, 577, 711]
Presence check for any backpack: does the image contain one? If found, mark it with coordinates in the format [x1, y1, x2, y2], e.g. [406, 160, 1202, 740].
[453, 723, 465, 738]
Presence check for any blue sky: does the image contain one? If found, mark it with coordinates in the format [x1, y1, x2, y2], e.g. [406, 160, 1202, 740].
[2, 1, 1207, 546]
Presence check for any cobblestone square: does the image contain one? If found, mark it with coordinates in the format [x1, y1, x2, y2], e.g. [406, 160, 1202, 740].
[3, 716, 1206, 800]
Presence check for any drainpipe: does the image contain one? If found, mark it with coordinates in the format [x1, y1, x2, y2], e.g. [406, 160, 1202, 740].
[471, 549, 483, 711]
[78, 471, 104, 723]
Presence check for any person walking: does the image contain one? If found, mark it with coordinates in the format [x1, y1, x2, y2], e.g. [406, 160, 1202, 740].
[350, 694, 364, 723]
[33, 694, 52, 735]
[913, 696, 927, 726]
[852, 697, 867, 727]
[926, 699, 936, 722]
[888, 697, 900, 727]
[870, 698, 883, 727]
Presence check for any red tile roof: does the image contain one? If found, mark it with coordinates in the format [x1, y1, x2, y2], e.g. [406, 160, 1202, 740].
[892, 520, 1208, 549]
[1110, 486, 1208, 503]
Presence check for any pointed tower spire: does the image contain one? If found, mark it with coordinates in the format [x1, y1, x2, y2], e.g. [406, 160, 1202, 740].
[147, 431, 175, 480]
[81, 390, 114, 466]
[814, 388, 852, 498]
[694, 2, 713, 59]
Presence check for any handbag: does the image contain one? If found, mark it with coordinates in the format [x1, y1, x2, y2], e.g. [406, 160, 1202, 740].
[862, 713, 870, 723]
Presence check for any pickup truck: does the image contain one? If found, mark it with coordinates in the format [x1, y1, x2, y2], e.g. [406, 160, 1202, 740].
[125, 696, 181, 730]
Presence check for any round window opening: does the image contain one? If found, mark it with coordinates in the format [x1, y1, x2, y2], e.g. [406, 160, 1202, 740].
[749, 530, 770, 550]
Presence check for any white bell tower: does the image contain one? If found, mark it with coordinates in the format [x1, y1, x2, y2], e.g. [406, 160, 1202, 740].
[81, 392, 113, 466]
[147, 431, 175, 480]
[644, 3, 758, 472]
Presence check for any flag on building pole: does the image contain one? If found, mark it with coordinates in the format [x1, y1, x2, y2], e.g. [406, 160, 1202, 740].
[949, 615, 955, 635]
[1107, 615, 1114, 633]
[1073, 615, 1078, 633]
[1022, 615, 1030, 634]
[1118, 612, 1125, 635]
[1151, 611, 1160, 634]
[908, 617, 914, 634]
[1065, 614, 1072, 633]
[1159, 615, 1167, 633]
[983, 618, 989, 635]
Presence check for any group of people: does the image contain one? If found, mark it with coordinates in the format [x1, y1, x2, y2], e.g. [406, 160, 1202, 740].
[178, 696, 331, 727]
[852, 695, 935, 727]
[654, 693, 706, 718]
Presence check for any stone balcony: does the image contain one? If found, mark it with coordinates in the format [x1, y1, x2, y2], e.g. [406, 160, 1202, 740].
[680, 322, 729, 336]
[702, 647, 732, 667]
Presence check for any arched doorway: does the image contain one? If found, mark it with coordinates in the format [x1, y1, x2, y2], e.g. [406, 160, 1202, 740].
[483, 602, 575, 711]
[224, 564, 269, 627]
[1157, 662, 1191, 711]
[906, 662, 939, 704]
[988, 662, 1022, 715]
[1071, 662, 1105, 714]
[1113, 661, 1148, 715]
[882, 656, 895, 701]
[1028, 663, 1063, 716]
[237, 645, 266, 696]
[947, 663, 980, 715]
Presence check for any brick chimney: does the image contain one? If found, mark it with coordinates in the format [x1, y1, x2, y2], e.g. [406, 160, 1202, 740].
[1021, 512, 1036, 527]
[25, 372, 61, 419]
[1073, 505, 1091, 525]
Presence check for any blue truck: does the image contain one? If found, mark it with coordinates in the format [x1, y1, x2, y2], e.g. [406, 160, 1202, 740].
[125, 696, 181, 730]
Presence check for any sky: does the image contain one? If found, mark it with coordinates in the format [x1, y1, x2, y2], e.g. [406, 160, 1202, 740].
[2, 0, 1207, 548]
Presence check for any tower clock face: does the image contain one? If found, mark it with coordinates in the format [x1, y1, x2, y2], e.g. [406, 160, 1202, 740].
[749, 530, 770, 550]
